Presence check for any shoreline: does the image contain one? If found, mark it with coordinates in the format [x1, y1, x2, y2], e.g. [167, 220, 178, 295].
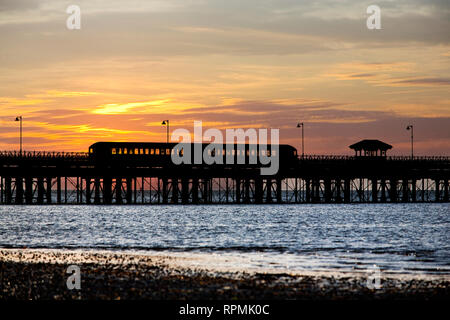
[1, 248, 449, 300]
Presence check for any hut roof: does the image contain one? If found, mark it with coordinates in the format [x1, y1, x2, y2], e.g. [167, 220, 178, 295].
[349, 139, 392, 151]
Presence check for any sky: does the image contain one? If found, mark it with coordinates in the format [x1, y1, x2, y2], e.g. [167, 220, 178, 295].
[0, 0, 449, 155]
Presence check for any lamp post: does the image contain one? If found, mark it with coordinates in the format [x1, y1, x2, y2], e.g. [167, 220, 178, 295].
[15, 116, 23, 155]
[406, 125, 413, 159]
[162, 120, 169, 143]
[296, 122, 304, 157]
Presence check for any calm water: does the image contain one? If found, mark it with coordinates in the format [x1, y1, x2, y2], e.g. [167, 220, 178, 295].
[0, 204, 449, 275]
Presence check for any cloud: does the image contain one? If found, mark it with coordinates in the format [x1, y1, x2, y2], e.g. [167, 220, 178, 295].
[389, 78, 450, 86]
[170, 99, 389, 127]
[31, 90, 100, 98]
[0, 0, 41, 12]
[326, 62, 450, 90]
[0, 0, 190, 25]
[0, 0, 449, 65]
[92, 100, 171, 115]
[0, 97, 50, 107]
[327, 72, 378, 80]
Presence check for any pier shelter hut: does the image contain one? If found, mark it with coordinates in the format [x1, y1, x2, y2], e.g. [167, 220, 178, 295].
[349, 139, 392, 157]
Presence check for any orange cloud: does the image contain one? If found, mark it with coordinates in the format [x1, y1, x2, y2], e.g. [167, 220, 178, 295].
[29, 90, 100, 98]
[90, 99, 207, 115]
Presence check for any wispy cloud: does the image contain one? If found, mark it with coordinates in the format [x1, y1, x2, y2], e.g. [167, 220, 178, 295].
[388, 77, 450, 86]
[31, 90, 100, 98]
[92, 100, 171, 115]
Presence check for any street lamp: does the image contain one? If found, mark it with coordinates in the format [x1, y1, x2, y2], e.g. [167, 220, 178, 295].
[162, 120, 170, 143]
[296, 122, 304, 157]
[406, 125, 413, 159]
[15, 116, 23, 155]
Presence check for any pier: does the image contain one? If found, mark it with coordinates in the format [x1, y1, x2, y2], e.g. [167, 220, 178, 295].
[0, 150, 449, 205]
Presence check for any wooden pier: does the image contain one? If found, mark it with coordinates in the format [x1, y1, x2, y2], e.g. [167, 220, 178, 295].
[0, 150, 449, 204]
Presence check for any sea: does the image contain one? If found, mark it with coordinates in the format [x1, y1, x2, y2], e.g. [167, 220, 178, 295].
[0, 203, 449, 276]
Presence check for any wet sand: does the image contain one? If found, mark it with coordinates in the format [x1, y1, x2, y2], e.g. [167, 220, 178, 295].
[0, 248, 448, 300]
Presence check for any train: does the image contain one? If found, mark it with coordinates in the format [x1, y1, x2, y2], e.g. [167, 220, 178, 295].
[88, 142, 299, 168]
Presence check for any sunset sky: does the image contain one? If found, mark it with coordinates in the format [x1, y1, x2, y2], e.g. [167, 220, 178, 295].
[0, 0, 449, 155]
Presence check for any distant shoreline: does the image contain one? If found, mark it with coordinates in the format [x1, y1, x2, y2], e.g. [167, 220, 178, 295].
[0, 248, 448, 300]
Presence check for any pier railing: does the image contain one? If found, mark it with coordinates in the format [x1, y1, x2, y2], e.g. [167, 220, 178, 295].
[298, 155, 450, 161]
[0, 150, 89, 159]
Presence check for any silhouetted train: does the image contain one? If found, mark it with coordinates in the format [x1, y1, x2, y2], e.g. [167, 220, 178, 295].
[89, 142, 298, 168]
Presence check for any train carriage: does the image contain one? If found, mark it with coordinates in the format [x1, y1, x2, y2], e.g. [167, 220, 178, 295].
[89, 142, 298, 168]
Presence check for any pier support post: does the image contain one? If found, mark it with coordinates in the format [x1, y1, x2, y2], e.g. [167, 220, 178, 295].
[312, 179, 320, 203]
[64, 177, 67, 204]
[141, 177, 145, 204]
[85, 178, 91, 204]
[389, 179, 398, 203]
[344, 179, 350, 203]
[380, 180, 387, 203]
[235, 178, 241, 203]
[46, 177, 52, 204]
[324, 179, 331, 203]
[266, 179, 272, 203]
[57, 177, 62, 204]
[402, 179, 409, 202]
[358, 179, 364, 202]
[411, 179, 417, 202]
[202, 179, 209, 203]
[156, 178, 161, 204]
[244, 179, 250, 203]
[192, 178, 199, 204]
[126, 177, 132, 204]
[5, 177, 12, 204]
[310, 180, 315, 203]
[134, 178, 137, 204]
[162, 178, 168, 204]
[103, 177, 112, 204]
[15, 177, 23, 204]
[225, 178, 229, 203]
[116, 177, 123, 204]
[372, 178, 378, 203]
[294, 178, 299, 203]
[37, 177, 44, 204]
[335, 179, 342, 203]
[276, 178, 282, 203]
[171, 178, 179, 204]
[181, 178, 189, 204]
[444, 180, 449, 202]
[422, 179, 426, 202]
[306, 179, 311, 203]
[25, 177, 33, 204]
[94, 178, 101, 204]
[435, 180, 440, 202]
[255, 178, 263, 204]
[76, 177, 80, 204]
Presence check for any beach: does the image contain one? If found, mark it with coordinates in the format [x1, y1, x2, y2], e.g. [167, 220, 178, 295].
[0, 248, 448, 300]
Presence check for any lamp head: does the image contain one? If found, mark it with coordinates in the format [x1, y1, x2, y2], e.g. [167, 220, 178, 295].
[406, 125, 412, 130]
[15, 116, 21, 121]
[162, 120, 167, 125]
[297, 122, 303, 128]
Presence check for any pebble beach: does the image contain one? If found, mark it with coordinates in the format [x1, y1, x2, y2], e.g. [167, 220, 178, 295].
[0, 248, 448, 300]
